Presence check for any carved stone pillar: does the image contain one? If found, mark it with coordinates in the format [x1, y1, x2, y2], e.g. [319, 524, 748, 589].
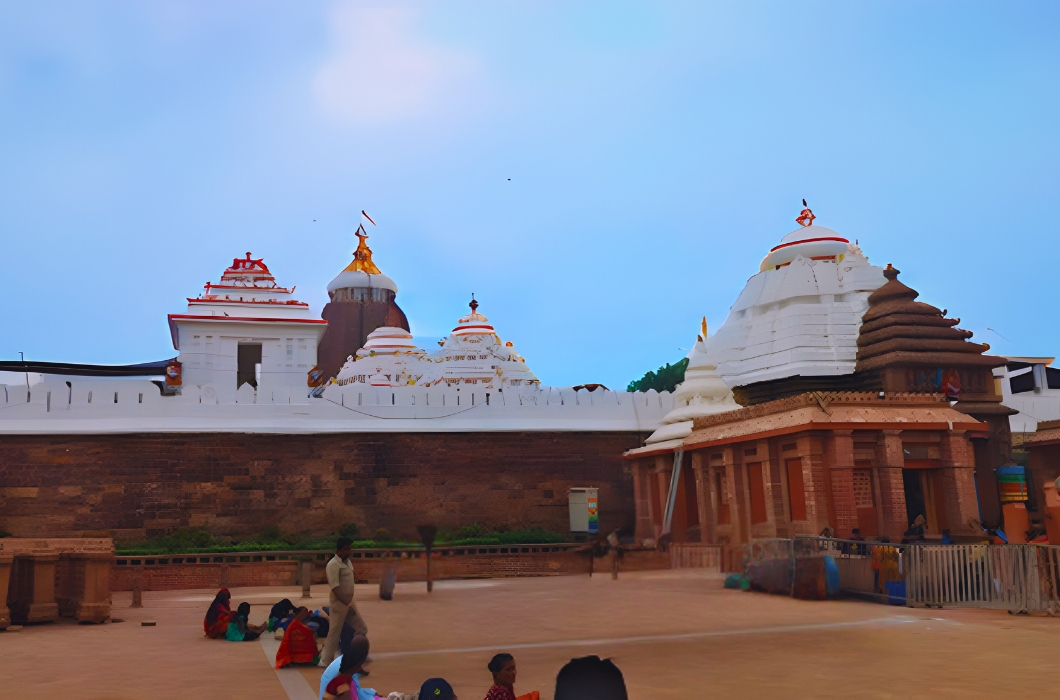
[939, 430, 980, 536]
[723, 446, 745, 544]
[10, 553, 59, 624]
[74, 553, 113, 623]
[631, 460, 654, 542]
[876, 430, 908, 541]
[691, 451, 714, 544]
[830, 430, 857, 538]
[0, 555, 12, 628]
[655, 455, 673, 540]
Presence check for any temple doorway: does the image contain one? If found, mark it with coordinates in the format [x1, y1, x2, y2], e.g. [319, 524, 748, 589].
[903, 468, 948, 535]
[237, 343, 262, 389]
[903, 469, 926, 534]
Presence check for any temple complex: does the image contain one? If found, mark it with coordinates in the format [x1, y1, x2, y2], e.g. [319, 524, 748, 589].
[626, 210, 1014, 546]
[0, 218, 671, 541]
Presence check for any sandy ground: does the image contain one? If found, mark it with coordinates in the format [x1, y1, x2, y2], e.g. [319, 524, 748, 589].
[2, 569, 1059, 699]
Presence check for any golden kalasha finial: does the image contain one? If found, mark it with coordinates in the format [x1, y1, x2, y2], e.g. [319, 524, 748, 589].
[701, 316, 709, 339]
[795, 198, 816, 227]
[343, 222, 383, 274]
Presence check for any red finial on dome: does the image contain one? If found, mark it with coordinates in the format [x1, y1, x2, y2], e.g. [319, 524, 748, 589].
[795, 199, 816, 227]
[469, 293, 479, 313]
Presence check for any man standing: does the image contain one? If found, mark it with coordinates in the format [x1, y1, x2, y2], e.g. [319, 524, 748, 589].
[320, 537, 369, 666]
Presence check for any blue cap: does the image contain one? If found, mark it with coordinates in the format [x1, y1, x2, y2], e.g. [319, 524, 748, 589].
[419, 678, 455, 700]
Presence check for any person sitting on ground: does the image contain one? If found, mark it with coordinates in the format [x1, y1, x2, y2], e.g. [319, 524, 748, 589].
[319, 635, 379, 700]
[419, 678, 457, 700]
[226, 602, 268, 642]
[307, 606, 331, 637]
[554, 656, 628, 700]
[269, 598, 297, 631]
[203, 588, 232, 639]
[275, 607, 320, 669]
[484, 653, 535, 700]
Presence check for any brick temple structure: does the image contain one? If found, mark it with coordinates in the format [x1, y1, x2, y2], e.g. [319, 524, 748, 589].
[632, 391, 983, 545]
[626, 214, 1012, 546]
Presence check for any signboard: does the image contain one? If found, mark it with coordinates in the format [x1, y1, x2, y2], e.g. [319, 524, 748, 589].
[569, 487, 599, 534]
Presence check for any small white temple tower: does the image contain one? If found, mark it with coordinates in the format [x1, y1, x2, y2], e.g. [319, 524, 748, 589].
[167, 253, 327, 398]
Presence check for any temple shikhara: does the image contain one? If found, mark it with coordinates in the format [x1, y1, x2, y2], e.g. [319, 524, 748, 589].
[0, 205, 1054, 553]
[625, 208, 1025, 549]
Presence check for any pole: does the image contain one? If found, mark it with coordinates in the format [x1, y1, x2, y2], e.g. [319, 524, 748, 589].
[21, 352, 29, 401]
[301, 560, 312, 598]
[131, 566, 143, 608]
[426, 547, 433, 593]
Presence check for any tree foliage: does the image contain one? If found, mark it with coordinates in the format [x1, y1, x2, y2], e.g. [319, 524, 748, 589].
[627, 357, 689, 393]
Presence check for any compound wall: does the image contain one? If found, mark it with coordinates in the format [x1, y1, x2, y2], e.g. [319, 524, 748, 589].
[0, 431, 646, 541]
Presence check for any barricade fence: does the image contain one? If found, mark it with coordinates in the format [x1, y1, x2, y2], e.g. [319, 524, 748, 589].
[670, 543, 723, 571]
[739, 537, 1060, 613]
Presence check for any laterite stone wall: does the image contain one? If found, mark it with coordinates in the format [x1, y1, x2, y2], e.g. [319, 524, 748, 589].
[0, 431, 647, 541]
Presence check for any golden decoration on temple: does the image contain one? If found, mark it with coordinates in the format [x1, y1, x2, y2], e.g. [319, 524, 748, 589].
[343, 224, 383, 275]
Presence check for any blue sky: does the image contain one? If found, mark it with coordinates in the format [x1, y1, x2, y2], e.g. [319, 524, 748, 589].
[1, 1, 1058, 388]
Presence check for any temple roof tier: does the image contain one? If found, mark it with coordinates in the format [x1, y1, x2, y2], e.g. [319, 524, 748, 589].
[854, 265, 1005, 372]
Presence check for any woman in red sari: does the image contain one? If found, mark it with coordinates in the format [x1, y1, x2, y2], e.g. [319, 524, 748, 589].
[275, 607, 320, 668]
[203, 588, 232, 638]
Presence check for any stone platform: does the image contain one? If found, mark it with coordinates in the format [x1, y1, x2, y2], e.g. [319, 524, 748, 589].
[0, 538, 113, 627]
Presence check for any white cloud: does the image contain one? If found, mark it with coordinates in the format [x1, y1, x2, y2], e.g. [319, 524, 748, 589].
[313, 4, 480, 126]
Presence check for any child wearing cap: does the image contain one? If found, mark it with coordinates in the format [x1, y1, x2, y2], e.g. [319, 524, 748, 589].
[419, 678, 457, 700]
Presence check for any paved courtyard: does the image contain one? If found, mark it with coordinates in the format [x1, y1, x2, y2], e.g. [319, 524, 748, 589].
[3, 569, 1059, 699]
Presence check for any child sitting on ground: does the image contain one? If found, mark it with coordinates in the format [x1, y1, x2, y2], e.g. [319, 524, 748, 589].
[320, 635, 382, 700]
[226, 602, 268, 642]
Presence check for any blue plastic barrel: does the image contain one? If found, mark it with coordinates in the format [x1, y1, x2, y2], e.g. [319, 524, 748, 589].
[886, 580, 906, 605]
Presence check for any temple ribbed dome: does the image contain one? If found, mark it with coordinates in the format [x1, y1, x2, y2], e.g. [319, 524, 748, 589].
[856, 264, 998, 371]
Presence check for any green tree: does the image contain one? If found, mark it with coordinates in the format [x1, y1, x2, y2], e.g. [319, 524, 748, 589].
[627, 357, 689, 393]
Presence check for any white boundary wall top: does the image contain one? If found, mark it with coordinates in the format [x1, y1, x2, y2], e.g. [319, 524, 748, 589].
[0, 376, 672, 435]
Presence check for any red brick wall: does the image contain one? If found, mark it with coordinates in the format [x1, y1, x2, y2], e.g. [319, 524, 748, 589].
[109, 549, 672, 592]
[0, 431, 648, 541]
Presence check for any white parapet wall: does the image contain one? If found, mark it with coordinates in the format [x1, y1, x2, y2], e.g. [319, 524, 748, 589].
[0, 375, 673, 435]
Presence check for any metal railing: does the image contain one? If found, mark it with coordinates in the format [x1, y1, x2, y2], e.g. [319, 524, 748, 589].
[113, 543, 579, 567]
[736, 537, 1060, 613]
[905, 544, 1030, 610]
[670, 543, 723, 571]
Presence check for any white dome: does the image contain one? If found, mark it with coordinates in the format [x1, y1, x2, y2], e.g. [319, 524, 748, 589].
[779, 225, 842, 244]
[762, 225, 850, 272]
[327, 270, 398, 294]
[357, 326, 421, 356]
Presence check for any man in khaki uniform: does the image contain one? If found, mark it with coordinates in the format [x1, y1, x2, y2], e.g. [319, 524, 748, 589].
[320, 537, 369, 666]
